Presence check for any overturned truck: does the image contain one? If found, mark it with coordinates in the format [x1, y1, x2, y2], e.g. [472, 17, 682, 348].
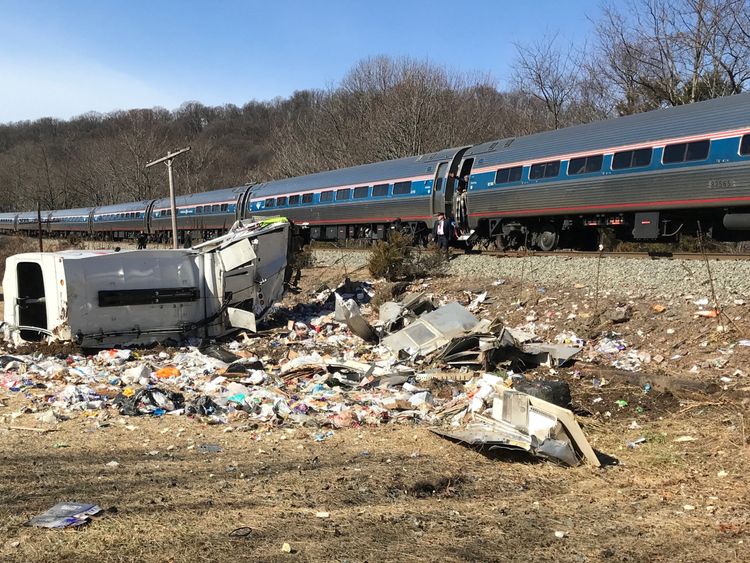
[2, 218, 292, 348]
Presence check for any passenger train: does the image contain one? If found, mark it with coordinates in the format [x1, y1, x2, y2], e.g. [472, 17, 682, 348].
[2, 93, 750, 250]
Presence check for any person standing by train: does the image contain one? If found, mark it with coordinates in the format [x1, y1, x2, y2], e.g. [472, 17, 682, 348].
[137, 231, 148, 249]
[455, 184, 469, 232]
[433, 212, 452, 255]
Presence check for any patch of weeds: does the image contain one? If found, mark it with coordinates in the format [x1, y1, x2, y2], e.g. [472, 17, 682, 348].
[368, 232, 447, 281]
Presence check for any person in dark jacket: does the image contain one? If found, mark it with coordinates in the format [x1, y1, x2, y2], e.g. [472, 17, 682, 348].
[432, 212, 452, 254]
[136, 231, 148, 249]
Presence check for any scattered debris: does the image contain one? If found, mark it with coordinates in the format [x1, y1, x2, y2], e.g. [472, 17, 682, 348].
[27, 502, 103, 528]
[431, 381, 600, 467]
[626, 436, 647, 449]
[383, 302, 478, 356]
[5, 425, 56, 433]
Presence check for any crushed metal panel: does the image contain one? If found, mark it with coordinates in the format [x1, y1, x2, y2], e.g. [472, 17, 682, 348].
[334, 293, 377, 342]
[421, 302, 478, 335]
[378, 301, 404, 325]
[400, 292, 435, 315]
[219, 238, 256, 271]
[383, 302, 478, 355]
[527, 395, 600, 466]
[521, 343, 582, 367]
[227, 307, 257, 332]
[432, 388, 600, 467]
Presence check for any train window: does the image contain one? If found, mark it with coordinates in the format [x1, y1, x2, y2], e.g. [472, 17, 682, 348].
[740, 134, 750, 155]
[320, 191, 333, 202]
[221, 203, 229, 212]
[372, 184, 389, 197]
[196, 206, 202, 214]
[663, 139, 709, 164]
[336, 188, 351, 200]
[662, 144, 683, 163]
[302, 193, 314, 204]
[393, 181, 412, 195]
[276, 196, 287, 206]
[529, 160, 560, 180]
[264, 198, 275, 208]
[211, 204, 219, 213]
[612, 148, 652, 170]
[686, 140, 709, 160]
[435, 177, 444, 192]
[353, 186, 369, 199]
[568, 154, 603, 175]
[494, 165, 523, 184]
[288, 195, 300, 205]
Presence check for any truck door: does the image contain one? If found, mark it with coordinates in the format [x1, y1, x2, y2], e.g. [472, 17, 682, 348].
[17, 262, 47, 342]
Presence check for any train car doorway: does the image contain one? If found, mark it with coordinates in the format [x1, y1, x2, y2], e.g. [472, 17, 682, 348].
[431, 162, 449, 217]
[16, 262, 47, 342]
[455, 157, 474, 230]
[434, 148, 470, 220]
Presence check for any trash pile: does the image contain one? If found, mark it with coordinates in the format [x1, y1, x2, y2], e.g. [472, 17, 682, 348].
[0, 278, 608, 465]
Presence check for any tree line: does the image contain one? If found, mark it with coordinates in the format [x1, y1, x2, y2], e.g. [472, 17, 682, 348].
[2, 0, 749, 212]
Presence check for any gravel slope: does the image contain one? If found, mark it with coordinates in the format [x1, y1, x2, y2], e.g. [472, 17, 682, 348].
[312, 249, 750, 301]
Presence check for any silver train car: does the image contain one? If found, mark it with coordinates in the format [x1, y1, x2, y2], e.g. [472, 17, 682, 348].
[2, 93, 750, 249]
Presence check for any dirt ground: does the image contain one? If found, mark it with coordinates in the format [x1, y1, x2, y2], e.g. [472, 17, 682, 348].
[1, 260, 749, 562]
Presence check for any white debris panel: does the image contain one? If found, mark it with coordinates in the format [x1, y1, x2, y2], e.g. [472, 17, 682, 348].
[2, 218, 291, 347]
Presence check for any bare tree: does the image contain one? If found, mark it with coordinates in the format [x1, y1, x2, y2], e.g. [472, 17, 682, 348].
[594, 0, 750, 114]
[511, 34, 587, 129]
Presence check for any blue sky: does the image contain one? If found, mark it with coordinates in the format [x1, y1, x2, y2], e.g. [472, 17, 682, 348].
[0, 0, 599, 122]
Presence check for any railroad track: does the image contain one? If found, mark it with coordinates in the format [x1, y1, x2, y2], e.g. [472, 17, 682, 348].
[309, 242, 750, 261]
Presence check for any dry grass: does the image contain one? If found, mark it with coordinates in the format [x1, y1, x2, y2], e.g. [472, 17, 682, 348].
[1, 264, 749, 562]
[0, 401, 748, 562]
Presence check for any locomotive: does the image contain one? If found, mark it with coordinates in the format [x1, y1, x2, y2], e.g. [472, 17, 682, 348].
[2, 93, 750, 250]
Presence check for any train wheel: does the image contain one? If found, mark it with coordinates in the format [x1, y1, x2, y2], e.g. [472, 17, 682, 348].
[536, 225, 559, 251]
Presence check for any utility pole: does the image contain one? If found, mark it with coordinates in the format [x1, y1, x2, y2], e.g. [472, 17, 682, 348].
[146, 147, 191, 249]
[36, 201, 43, 252]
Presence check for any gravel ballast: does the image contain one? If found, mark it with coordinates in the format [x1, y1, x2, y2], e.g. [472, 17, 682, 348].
[312, 249, 750, 301]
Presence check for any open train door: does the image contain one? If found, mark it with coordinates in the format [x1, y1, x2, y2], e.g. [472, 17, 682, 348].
[431, 147, 470, 220]
[144, 200, 157, 235]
